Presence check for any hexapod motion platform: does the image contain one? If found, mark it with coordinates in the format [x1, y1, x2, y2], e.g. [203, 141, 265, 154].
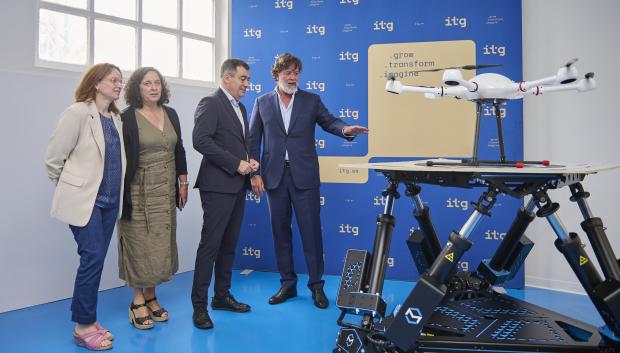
[334, 160, 620, 353]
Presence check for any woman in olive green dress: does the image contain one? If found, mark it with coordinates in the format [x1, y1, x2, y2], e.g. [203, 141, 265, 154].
[119, 67, 188, 329]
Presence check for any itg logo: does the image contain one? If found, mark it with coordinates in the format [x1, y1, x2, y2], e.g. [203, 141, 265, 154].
[483, 44, 506, 57]
[305, 80, 325, 92]
[373, 195, 387, 206]
[445, 16, 467, 28]
[319, 196, 325, 206]
[339, 0, 359, 5]
[274, 0, 293, 10]
[243, 28, 262, 39]
[339, 51, 359, 62]
[306, 24, 326, 36]
[242, 246, 261, 259]
[483, 104, 506, 118]
[339, 223, 359, 236]
[339, 108, 359, 120]
[446, 197, 468, 211]
[484, 229, 506, 240]
[246, 191, 260, 203]
[247, 82, 262, 94]
[315, 139, 325, 149]
[373, 20, 394, 32]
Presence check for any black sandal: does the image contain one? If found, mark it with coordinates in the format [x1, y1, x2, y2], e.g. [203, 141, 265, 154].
[145, 297, 169, 322]
[129, 302, 154, 329]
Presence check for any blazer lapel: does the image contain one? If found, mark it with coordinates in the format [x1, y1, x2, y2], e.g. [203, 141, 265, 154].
[87, 102, 105, 158]
[288, 91, 302, 133]
[272, 91, 287, 134]
[217, 89, 245, 141]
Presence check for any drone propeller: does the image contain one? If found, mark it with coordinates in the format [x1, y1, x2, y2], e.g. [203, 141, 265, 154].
[415, 64, 502, 73]
[565, 58, 578, 67]
[460, 64, 503, 70]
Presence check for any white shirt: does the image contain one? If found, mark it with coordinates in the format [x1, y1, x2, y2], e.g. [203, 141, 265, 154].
[221, 86, 245, 136]
[276, 87, 296, 160]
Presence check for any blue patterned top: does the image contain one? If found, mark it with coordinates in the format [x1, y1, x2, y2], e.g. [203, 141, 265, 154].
[96, 113, 122, 208]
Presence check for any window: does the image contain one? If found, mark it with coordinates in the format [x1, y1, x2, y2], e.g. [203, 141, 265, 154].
[37, 0, 219, 85]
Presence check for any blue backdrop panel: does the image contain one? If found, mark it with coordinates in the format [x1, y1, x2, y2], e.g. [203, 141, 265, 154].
[232, 0, 524, 288]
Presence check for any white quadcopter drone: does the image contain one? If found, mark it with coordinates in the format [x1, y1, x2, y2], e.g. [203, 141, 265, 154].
[385, 59, 596, 167]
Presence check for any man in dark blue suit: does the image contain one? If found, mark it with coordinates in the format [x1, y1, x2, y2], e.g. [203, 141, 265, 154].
[191, 59, 259, 329]
[249, 53, 368, 309]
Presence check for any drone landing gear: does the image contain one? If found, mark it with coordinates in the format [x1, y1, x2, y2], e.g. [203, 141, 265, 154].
[426, 99, 551, 168]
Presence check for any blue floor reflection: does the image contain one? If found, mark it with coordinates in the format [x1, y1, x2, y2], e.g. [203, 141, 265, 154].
[0, 270, 603, 353]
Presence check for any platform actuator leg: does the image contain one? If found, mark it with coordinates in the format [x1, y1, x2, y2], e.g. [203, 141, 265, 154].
[366, 179, 399, 313]
[536, 191, 620, 339]
[568, 183, 620, 338]
[404, 182, 441, 274]
[383, 188, 498, 351]
[570, 183, 620, 281]
[536, 191, 603, 293]
[334, 179, 400, 353]
[478, 198, 536, 284]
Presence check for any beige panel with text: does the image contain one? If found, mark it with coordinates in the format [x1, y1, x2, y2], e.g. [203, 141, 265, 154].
[368, 40, 477, 157]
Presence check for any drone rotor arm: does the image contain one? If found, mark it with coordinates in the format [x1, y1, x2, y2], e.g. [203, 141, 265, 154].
[520, 76, 557, 91]
[441, 86, 469, 97]
[398, 84, 469, 99]
[399, 84, 444, 96]
[527, 75, 596, 95]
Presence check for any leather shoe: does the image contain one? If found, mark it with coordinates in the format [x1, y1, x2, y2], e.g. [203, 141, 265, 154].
[268, 287, 297, 305]
[312, 288, 329, 309]
[211, 294, 250, 313]
[193, 307, 213, 329]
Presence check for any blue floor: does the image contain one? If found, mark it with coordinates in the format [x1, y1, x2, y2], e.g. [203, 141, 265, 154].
[0, 270, 605, 353]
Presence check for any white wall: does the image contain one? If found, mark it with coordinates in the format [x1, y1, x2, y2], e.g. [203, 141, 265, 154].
[523, 0, 620, 293]
[0, 0, 226, 313]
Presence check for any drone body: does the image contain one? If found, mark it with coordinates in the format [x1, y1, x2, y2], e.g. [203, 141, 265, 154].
[386, 59, 596, 101]
[384, 59, 596, 167]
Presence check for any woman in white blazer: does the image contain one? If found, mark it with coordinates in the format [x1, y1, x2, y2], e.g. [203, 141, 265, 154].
[45, 63, 126, 351]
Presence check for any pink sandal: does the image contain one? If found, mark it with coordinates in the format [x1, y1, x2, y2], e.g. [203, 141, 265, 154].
[73, 329, 113, 351]
[95, 323, 114, 341]
[72, 324, 114, 341]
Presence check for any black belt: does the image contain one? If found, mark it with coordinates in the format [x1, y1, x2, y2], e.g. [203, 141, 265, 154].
[284, 160, 291, 168]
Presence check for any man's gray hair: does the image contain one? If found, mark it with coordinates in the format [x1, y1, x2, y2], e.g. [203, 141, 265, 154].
[221, 58, 250, 78]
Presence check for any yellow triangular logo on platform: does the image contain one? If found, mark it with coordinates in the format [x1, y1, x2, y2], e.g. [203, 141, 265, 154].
[579, 256, 589, 266]
[445, 252, 454, 262]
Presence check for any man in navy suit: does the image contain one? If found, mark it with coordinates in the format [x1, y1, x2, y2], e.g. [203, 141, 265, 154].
[191, 59, 259, 329]
[249, 53, 368, 309]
